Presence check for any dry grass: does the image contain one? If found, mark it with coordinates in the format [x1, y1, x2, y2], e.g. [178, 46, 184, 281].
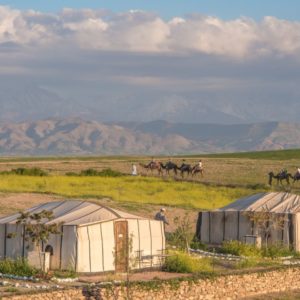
[0, 156, 299, 189]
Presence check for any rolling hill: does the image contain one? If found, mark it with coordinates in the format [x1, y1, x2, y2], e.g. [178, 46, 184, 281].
[0, 119, 300, 155]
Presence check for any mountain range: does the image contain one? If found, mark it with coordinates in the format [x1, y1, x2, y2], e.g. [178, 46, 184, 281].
[1, 83, 300, 125]
[0, 119, 300, 155]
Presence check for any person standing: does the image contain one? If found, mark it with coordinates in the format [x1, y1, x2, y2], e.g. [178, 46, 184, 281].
[131, 163, 138, 176]
[154, 208, 169, 225]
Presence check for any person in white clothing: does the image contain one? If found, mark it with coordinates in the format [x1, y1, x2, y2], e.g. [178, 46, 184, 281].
[198, 160, 203, 170]
[131, 164, 137, 176]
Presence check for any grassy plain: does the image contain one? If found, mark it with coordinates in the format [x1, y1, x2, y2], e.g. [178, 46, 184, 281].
[0, 175, 255, 210]
[0, 149, 299, 217]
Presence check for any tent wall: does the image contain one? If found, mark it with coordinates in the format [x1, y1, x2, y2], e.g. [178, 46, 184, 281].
[77, 221, 115, 273]
[238, 213, 252, 240]
[101, 222, 115, 271]
[0, 224, 5, 259]
[61, 225, 77, 270]
[5, 224, 23, 259]
[149, 220, 165, 266]
[137, 220, 152, 256]
[127, 220, 140, 269]
[77, 226, 91, 272]
[224, 211, 239, 241]
[293, 214, 300, 251]
[198, 212, 210, 243]
[210, 212, 225, 244]
[127, 219, 164, 269]
[85, 224, 104, 273]
[197, 210, 300, 250]
[43, 231, 63, 270]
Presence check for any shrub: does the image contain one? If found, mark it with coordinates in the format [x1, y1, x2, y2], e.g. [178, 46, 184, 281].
[262, 243, 294, 258]
[53, 269, 77, 279]
[220, 240, 261, 257]
[97, 168, 123, 177]
[190, 237, 207, 251]
[163, 252, 212, 273]
[0, 258, 39, 277]
[166, 214, 194, 251]
[65, 171, 78, 176]
[235, 257, 281, 269]
[80, 168, 99, 176]
[0, 168, 48, 176]
[66, 168, 123, 177]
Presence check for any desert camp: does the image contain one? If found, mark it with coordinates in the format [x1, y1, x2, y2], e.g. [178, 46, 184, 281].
[0, 200, 165, 273]
[197, 192, 300, 250]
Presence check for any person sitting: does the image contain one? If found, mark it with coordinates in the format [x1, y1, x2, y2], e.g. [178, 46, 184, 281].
[296, 167, 300, 179]
[198, 160, 203, 170]
[180, 159, 187, 169]
[154, 208, 169, 225]
[280, 168, 287, 176]
[146, 157, 156, 168]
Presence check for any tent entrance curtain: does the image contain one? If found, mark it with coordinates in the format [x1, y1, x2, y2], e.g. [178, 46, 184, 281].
[114, 221, 128, 272]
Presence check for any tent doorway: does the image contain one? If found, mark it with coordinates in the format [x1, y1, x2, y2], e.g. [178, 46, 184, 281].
[114, 221, 128, 272]
[44, 244, 54, 269]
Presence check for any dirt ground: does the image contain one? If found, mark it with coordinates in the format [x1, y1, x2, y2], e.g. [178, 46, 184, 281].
[0, 193, 198, 233]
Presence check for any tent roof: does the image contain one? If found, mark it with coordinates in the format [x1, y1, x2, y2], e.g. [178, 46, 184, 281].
[218, 192, 300, 213]
[0, 200, 145, 226]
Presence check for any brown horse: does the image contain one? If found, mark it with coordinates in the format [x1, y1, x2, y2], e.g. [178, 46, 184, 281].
[139, 161, 163, 175]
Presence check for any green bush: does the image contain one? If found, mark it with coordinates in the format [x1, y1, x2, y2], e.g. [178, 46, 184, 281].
[53, 269, 77, 279]
[262, 244, 294, 258]
[0, 258, 39, 277]
[220, 240, 261, 257]
[97, 168, 123, 177]
[66, 168, 123, 177]
[163, 252, 212, 273]
[0, 168, 48, 176]
[220, 240, 298, 259]
[190, 237, 207, 251]
[65, 171, 78, 176]
[80, 168, 99, 176]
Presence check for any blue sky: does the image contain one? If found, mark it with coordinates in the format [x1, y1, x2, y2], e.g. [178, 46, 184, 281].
[2, 0, 300, 20]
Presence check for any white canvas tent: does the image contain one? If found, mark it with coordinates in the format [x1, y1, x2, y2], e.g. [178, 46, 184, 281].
[196, 192, 300, 251]
[0, 201, 165, 273]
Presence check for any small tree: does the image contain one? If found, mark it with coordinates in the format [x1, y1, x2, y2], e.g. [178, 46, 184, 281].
[245, 209, 287, 249]
[171, 213, 193, 253]
[15, 210, 63, 270]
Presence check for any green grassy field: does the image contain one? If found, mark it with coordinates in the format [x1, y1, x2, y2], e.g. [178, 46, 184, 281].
[0, 175, 261, 210]
[0, 149, 299, 211]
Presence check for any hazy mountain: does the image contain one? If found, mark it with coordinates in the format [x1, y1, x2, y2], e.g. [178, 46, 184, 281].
[1, 84, 300, 124]
[0, 119, 300, 155]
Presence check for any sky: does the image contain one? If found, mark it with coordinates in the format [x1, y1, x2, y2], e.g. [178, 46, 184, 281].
[1, 1, 300, 123]
[2, 0, 300, 20]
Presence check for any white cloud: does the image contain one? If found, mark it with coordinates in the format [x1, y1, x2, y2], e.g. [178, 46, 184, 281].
[0, 6, 300, 58]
